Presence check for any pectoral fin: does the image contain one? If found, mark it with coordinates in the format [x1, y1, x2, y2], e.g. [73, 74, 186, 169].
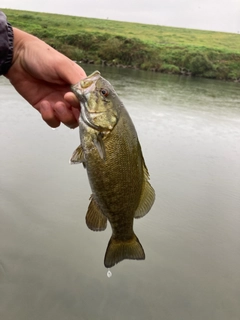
[93, 133, 106, 161]
[86, 196, 107, 231]
[70, 145, 85, 164]
[134, 161, 155, 218]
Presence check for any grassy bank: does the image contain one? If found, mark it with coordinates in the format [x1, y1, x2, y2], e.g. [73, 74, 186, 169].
[3, 8, 240, 81]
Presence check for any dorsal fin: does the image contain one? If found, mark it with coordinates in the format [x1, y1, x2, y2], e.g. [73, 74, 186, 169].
[134, 160, 155, 219]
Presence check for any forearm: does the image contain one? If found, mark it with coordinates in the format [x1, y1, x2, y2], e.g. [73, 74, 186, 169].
[0, 11, 13, 75]
[0, 11, 84, 128]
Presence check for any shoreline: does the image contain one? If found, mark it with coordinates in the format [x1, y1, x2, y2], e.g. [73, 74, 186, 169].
[77, 59, 240, 83]
[3, 8, 240, 82]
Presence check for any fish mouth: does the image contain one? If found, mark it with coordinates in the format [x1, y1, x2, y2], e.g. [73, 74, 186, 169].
[71, 71, 101, 102]
[71, 71, 104, 131]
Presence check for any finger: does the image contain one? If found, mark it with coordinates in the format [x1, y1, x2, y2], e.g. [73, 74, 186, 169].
[64, 92, 80, 109]
[39, 101, 61, 128]
[54, 101, 79, 129]
[57, 58, 86, 84]
[71, 106, 80, 122]
[64, 92, 80, 122]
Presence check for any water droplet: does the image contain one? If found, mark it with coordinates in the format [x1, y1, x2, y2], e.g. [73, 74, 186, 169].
[107, 269, 112, 278]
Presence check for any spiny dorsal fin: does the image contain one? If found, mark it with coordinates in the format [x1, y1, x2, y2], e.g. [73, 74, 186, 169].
[70, 145, 84, 164]
[86, 196, 107, 231]
[134, 162, 155, 219]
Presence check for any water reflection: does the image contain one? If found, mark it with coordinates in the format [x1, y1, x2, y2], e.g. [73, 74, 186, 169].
[0, 68, 240, 320]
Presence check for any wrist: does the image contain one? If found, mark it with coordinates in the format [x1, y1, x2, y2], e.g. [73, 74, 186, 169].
[10, 28, 35, 64]
[5, 27, 39, 80]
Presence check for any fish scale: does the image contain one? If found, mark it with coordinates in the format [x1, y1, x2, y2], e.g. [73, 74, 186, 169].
[71, 71, 155, 268]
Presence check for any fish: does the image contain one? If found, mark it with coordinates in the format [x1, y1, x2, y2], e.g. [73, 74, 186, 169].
[71, 71, 155, 268]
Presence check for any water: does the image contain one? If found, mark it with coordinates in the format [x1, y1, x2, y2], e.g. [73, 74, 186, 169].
[107, 270, 112, 278]
[1, 66, 240, 320]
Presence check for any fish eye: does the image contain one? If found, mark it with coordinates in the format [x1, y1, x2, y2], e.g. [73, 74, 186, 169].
[100, 88, 109, 97]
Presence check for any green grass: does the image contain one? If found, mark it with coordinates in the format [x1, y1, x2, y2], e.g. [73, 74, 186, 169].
[2, 8, 240, 80]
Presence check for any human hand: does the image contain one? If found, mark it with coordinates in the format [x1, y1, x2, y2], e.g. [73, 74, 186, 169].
[5, 28, 86, 128]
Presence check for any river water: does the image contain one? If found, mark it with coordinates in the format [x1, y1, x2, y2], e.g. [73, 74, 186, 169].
[0, 66, 240, 320]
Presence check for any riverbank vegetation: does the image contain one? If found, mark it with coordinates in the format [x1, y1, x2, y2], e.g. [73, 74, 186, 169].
[3, 8, 240, 81]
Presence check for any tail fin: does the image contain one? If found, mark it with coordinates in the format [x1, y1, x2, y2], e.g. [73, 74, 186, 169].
[104, 234, 145, 268]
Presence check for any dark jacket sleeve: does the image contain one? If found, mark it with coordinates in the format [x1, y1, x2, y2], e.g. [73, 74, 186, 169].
[0, 11, 14, 75]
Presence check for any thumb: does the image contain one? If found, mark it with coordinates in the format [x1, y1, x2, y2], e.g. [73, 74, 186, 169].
[56, 54, 87, 84]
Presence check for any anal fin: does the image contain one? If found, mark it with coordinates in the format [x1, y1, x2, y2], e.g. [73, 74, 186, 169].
[86, 196, 107, 231]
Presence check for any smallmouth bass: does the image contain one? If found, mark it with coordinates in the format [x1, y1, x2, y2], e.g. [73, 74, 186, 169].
[71, 71, 155, 268]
